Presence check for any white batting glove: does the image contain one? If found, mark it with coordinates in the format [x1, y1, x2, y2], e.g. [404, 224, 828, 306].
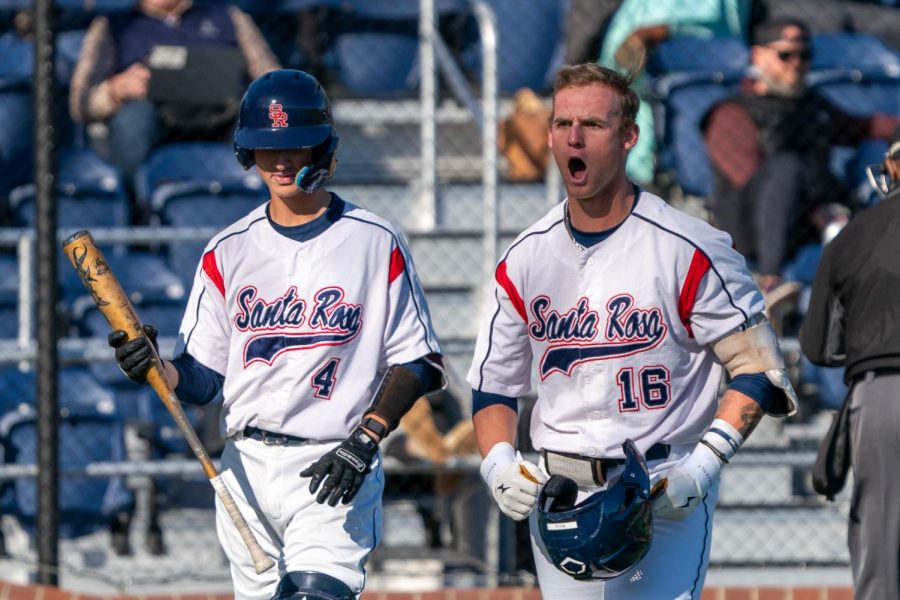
[480, 442, 548, 521]
[652, 443, 722, 520]
[653, 420, 743, 520]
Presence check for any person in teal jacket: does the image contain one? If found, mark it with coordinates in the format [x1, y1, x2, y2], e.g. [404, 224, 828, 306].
[597, 0, 751, 186]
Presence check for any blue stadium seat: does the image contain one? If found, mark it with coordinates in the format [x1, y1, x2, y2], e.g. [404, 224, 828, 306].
[60, 250, 186, 306]
[274, 0, 343, 12]
[136, 142, 267, 284]
[647, 36, 749, 85]
[74, 298, 186, 342]
[9, 146, 130, 228]
[648, 37, 752, 198]
[335, 32, 419, 96]
[0, 34, 34, 198]
[0, 253, 18, 339]
[52, 0, 135, 10]
[347, 0, 465, 19]
[56, 29, 87, 88]
[465, 0, 564, 94]
[807, 34, 900, 121]
[809, 33, 900, 80]
[0, 252, 17, 306]
[331, 0, 467, 96]
[0, 32, 31, 88]
[71, 300, 210, 458]
[813, 80, 900, 117]
[0, 366, 134, 539]
[655, 82, 739, 198]
[161, 193, 266, 285]
[135, 142, 266, 217]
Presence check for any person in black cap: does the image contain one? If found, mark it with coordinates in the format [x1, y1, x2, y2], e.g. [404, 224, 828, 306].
[800, 125, 900, 600]
[702, 18, 899, 299]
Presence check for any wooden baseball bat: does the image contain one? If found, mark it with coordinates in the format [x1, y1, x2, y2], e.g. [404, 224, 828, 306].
[62, 230, 275, 574]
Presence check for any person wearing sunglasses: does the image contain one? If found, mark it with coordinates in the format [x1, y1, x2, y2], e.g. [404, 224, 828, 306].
[702, 18, 899, 307]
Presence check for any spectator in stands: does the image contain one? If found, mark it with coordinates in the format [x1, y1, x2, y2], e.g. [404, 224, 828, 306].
[799, 126, 900, 600]
[598, 0, 752, 186]
[702, 18, 899, 296]
[69, 0, 280, 183]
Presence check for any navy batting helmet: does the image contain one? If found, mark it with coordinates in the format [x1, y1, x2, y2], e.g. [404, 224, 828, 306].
[234, 69, 338, 193]
[537, 439, 654, 581]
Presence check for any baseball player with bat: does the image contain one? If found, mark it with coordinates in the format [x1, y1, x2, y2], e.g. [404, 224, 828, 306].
[107, 69, 444, 600]
[468, 63, 798, 597]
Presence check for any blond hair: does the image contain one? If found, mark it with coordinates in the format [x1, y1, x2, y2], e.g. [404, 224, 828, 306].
[552, 63, 639, 130]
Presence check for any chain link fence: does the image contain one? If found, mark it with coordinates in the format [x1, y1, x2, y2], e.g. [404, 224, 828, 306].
[1, 0, 897, 593]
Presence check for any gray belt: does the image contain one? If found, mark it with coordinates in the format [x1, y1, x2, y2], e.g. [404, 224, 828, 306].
[543, 443, 670, 487]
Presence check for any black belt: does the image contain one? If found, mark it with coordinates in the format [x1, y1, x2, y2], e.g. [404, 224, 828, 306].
[243, 426, 312, 446]
[543, 442, 670, 487]
[854, 367, 900, 383]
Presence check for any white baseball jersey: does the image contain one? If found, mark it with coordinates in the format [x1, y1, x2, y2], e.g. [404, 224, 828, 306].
[468, 190, 765, 458]
[176, 196, 441, 440]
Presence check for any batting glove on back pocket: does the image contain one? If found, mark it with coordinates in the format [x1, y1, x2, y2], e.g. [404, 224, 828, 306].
[652, 442, 723, 520]
[481, 442, 548, 521]
[108, 324, 158, 384]
[300, 427, 379, 507]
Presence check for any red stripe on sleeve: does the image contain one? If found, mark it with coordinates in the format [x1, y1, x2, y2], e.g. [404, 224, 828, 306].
[678, 249, 711, 337]
[202, 250, 225, 297]
[388, 247, 406, 284]
[495, 260, 527, 322]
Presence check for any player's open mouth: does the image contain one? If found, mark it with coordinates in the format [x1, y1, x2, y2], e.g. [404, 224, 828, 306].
[568, 157, 587, 184]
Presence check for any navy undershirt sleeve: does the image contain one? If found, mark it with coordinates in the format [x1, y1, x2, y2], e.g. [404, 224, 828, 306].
[472, 390, 518, 415]
[728, 372, 779, 412]
[171, 353, 225, 406]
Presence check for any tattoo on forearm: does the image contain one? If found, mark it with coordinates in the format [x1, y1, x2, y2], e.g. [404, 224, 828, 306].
[737, 403, 763, 436]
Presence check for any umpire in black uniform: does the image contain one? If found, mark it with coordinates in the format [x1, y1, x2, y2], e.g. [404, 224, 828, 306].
[800, 126, 900, 600]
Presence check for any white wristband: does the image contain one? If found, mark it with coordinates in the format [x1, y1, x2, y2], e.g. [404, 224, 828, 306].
[701, 418, 744, 463]
[480, 442, 517, 487]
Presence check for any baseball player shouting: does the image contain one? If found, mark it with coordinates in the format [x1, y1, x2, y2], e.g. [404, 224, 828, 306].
[109, 69, 443, 600]
[469, 63, 798, 598]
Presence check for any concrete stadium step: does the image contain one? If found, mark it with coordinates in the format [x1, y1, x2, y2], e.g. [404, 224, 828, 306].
[331, 98, 524, 186]
[333, 183, 554, 233]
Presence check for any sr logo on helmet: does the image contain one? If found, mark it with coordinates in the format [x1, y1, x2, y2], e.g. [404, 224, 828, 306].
[233, 69, 339, 193]
[537, 439, 655, 581]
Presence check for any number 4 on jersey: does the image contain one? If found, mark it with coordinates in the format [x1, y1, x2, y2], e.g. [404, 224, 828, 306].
[312, 357, 341, 399]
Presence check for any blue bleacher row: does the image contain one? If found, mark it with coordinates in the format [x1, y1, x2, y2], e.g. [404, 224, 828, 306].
[1, 12, 898, 213]
[0, 364, 217, 541]
[0, 0, 567, 199]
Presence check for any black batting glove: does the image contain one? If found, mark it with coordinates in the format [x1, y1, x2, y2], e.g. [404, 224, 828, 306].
[300, 427, 379, 506]
[108, 324, 159, 384]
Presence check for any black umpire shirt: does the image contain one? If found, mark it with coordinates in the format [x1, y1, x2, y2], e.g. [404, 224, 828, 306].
[800, 187, 900, 383]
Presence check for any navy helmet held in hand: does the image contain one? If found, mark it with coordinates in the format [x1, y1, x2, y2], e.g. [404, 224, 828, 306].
[537, 438, 654, 581]
[234, 69, 339, 193]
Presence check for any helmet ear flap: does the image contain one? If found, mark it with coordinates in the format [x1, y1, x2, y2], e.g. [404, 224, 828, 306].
[234, 142, 254, 170]
[295, 135, 339, 193]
